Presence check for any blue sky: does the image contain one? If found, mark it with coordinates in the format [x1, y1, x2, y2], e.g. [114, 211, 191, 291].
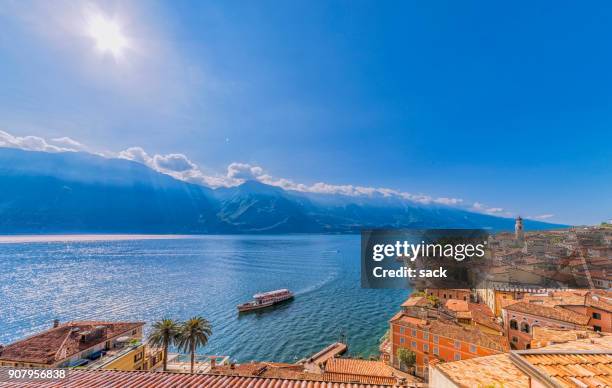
[0, 0, 611, 225]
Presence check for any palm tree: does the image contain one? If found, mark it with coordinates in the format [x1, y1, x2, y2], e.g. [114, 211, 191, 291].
[147, 318, 181, 371]
[178, 316, 213, 373]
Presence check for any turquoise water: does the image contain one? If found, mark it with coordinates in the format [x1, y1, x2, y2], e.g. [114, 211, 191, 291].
[0, 235, 407, 362]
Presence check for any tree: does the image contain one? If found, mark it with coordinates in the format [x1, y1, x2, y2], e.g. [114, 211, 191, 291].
[396, 348, 416, 372]
[410, 291, 440, 307]
[178, 316, 213, 373]
[147, 318, 181, 371]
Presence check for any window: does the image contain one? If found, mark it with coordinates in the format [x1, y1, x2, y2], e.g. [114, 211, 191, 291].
[512, 336, 518, 343]
[400, 338, 405, 344]
[433, 335, 439, 344]
[423, 344, 429, 352]
[399, 327, 405, 334]
[411, 341, 417, 349]
[593, 312, 602, 320]
[423, 332, 429, 340]
[509, 320, 518, 330]
[134, 352, 143, 362]
[433, 346, 439, 355]
[520, 322, 530, 334]
[470, 344, 477, 353]
[454, 353, 461, 361]
[594, 325, 602, 332]
[411, 329, 417, 337]
[454, 340, 461, 349]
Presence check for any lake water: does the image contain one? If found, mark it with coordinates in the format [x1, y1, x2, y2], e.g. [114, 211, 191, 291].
[0, 235, 407, 362]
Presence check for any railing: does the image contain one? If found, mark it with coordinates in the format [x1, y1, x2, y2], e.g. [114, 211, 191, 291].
[85, 344, 142, 369]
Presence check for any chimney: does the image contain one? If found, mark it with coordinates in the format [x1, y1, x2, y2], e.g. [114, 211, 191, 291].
[53, 319, 60, 328]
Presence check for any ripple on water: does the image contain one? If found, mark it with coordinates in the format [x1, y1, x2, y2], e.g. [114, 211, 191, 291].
[0, 235, 407, 362]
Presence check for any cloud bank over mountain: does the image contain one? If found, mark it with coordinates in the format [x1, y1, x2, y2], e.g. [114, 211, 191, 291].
[0, 129, 532, 219]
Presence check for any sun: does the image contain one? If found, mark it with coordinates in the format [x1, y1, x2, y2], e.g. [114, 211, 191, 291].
[87, 14, 128, 59]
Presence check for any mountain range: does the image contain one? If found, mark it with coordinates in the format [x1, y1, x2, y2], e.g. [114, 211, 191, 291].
[0, 148, 564, 234]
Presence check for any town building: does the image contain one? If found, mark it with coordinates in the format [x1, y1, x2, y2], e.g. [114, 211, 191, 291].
[389, 308, 508, 379]
[442, 299, 503, 335]
[515, 216, 524, 243]
[524, 290, 612, 333]
[426, 288, 471, 303]
[502, 302, 590, 350]
[0, 320, 162, 371]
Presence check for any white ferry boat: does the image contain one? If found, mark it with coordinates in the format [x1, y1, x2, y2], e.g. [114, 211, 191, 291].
[237, 289, 294, 312]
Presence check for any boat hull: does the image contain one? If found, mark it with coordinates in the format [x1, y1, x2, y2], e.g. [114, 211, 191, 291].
[237, 295, 294, 312]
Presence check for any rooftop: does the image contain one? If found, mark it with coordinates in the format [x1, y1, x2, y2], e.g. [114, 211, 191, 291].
[325, 358, 395, 378]
[512, 351, 612, 387]
[444, 299, 469, 312]
[0, 369, 397, 387]
[434, 353, 528, 388]
[504, 302, 590, 325]
[530, 326, 596, 349]
[401, 296, 430, 308]
[434, 334, 612, 388]
[0, 321, 144, 365]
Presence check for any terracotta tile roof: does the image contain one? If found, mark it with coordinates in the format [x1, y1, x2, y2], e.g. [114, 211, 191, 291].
[468, 303, 503, 332]
[321, 372, 398, 385]
[210, 359, 414, 386]
[434, 353, 529, 388]
[0, 369, 396, 387]
[0, 321, 144, 365]
[530, 327, 595, 349]
[588, 295, 612, 312]
[535, 334, 612, 351]
[325, 358, 395, 378]
[504, 302, 590, 325]
[513, 352, 612, 388]
[522, 290, 612, 312]
[444, 299, 469, 312]
[401, 296, 430, 308]
[390, 315, 427, 327]
[467, 302, 495, 318]
[435, 335, 612, 388]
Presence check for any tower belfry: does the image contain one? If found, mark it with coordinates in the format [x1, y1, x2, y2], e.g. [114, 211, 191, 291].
[515, 216, 524, 242]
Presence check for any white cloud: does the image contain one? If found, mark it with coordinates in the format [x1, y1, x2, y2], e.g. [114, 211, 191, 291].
[470, 202, 512, 217]
[1, 129, 513, 213]
[530, 214, 555, 220]
[227, 163, 264, 180]
[0, 130, 80, 153]
[153, 153, 196, 172]
[50, 137, 89, 151]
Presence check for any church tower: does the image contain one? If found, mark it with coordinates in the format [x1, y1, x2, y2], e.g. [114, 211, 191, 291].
[515, 216, 524, 242]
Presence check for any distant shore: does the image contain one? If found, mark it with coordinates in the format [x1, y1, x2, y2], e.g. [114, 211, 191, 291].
[0, 234, 192, 244]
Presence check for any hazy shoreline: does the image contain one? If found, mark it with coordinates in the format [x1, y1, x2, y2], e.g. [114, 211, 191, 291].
[0, 234, 193, 244]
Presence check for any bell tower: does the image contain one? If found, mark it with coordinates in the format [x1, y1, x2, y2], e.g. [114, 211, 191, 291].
[515, 216, 524, 242]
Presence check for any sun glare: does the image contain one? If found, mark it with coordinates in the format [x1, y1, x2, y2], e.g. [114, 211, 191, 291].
[87, 14, 128, 59]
